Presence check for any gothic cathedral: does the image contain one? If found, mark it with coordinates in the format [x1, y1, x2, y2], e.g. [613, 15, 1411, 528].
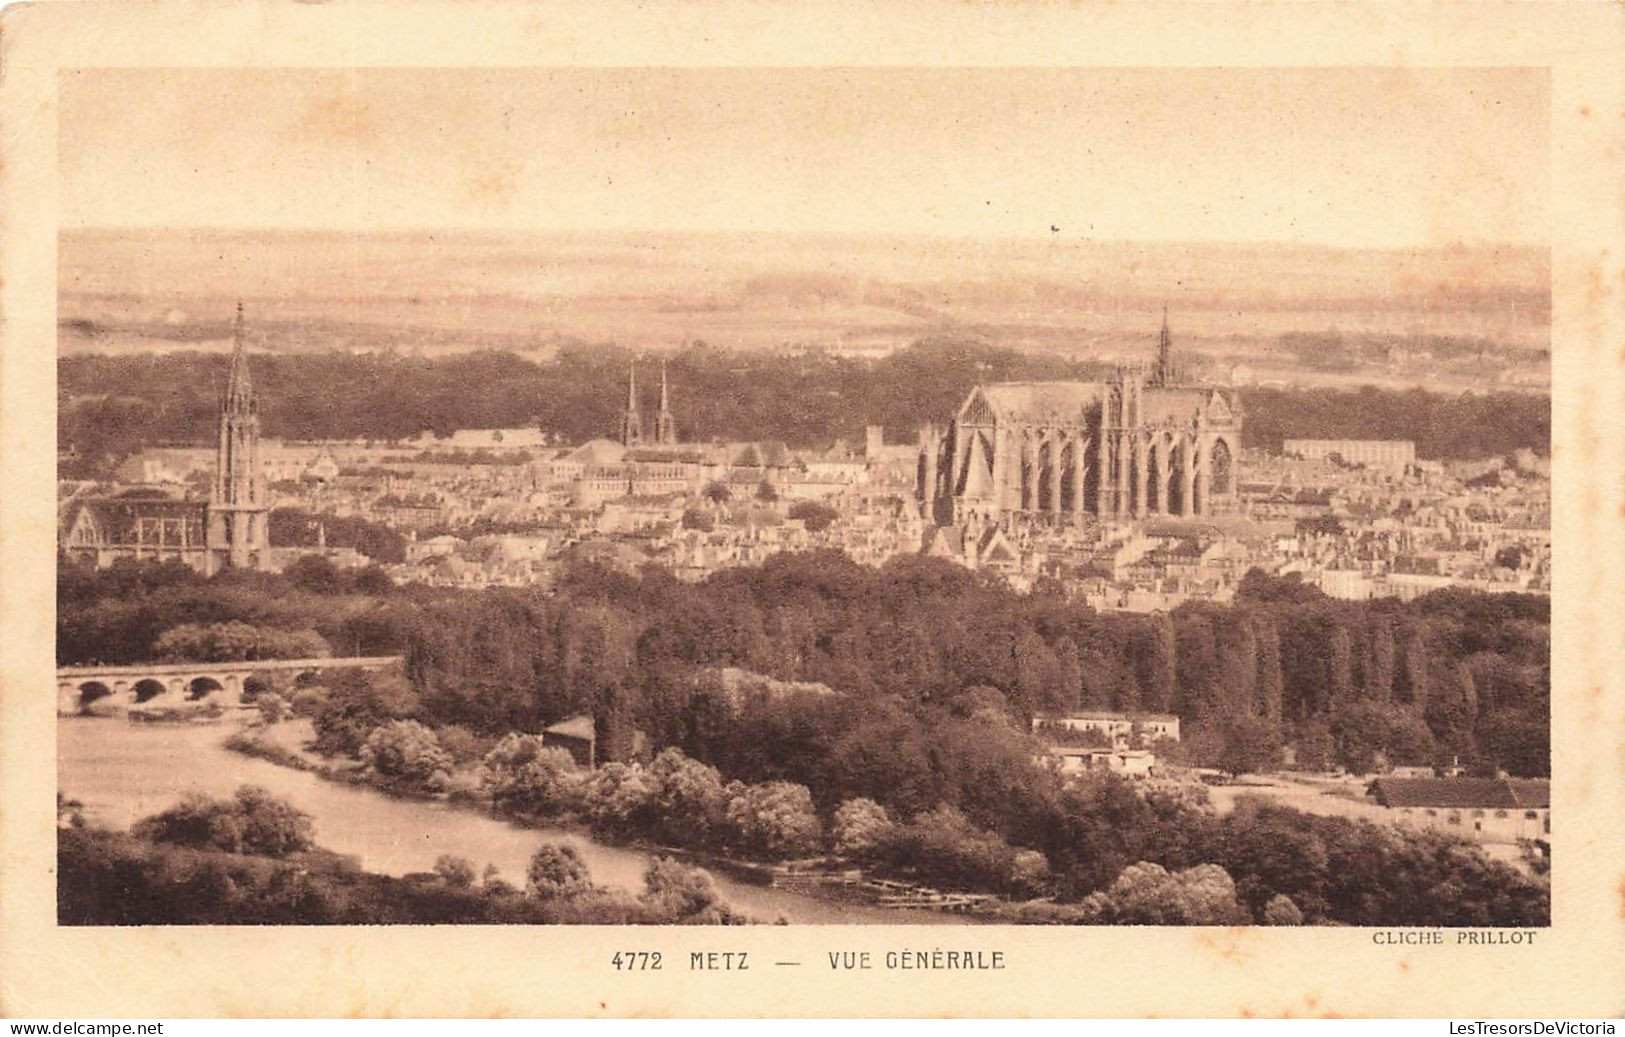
[918, 313, 1242, 532]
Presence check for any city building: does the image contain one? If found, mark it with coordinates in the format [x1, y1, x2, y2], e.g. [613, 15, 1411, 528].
[1283, 439, 1416, 476]
[1041, 745, 1159, 778]
[59, 304, 270, 575]
[1367, 777, 1550, 844]
[59, 489, 210, 571]
[918, 314, 1243, 537]
[1035, 711, 1182, 745]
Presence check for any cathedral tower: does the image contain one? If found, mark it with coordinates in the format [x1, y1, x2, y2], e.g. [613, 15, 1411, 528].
[655, 359, 678, 445]
[621, 362, 645, 446]
[208, 302, 269, 572]
[1151, 305, 1179, 387]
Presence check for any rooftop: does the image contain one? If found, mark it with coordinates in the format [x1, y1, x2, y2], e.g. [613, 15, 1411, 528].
[544, 715, 597, 742]
[1046, 711, 1180, 724]
[1368, 777, 1550, 810]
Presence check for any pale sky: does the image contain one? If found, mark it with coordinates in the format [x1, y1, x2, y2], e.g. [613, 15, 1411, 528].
[58, 67, 1549, 248]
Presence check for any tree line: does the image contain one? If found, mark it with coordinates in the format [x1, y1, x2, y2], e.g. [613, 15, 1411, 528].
[57, 552, 1548, 923]
[242, 675, 1546, 924]
[58, 340, 1547, 477]
[59, 552, 1549, 784]
[274, 691, 1550, 925]
[390, 555, 1548, 780]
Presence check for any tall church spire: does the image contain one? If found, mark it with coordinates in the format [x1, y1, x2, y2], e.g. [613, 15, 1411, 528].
[225, 301, 255, 411]
[210, 301, 268, 572]
[621, 362, 645, 446]
[1153, 305, 1178, 387]
[655, 358, 677, 445]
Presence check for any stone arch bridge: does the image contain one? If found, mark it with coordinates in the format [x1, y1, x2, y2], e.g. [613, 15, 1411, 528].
[57, 656, 403, 715]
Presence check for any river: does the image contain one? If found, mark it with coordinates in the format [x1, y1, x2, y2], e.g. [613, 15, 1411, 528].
[57, 715, 966, 925]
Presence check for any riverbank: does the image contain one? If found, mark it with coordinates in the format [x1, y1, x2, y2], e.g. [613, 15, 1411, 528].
[59, 713, 970, 924]
[223, 715, 1029, 922]
[57, 823, 759, 926]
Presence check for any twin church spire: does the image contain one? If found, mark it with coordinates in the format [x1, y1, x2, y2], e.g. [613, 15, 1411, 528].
[621, 359, 679, 447]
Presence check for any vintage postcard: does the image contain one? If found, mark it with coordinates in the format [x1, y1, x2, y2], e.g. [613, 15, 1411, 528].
[1, 0, 1621, 1019]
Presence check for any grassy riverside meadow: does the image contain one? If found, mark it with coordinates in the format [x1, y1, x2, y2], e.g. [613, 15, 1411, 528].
[58, 556, 1550, 926]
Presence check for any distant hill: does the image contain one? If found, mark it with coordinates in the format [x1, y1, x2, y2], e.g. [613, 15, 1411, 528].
[60, 228, 1549, 377]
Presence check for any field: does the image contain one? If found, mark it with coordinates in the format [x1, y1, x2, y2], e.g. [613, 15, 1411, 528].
[59, 228, 1549, 392]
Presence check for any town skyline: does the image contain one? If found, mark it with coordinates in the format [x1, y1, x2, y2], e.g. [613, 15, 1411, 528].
[57, 292, 1554, 931]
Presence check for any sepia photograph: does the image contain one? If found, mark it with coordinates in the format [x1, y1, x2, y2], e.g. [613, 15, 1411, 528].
[48, 63, 1559, 930]
[4, 0, 1623, 1021]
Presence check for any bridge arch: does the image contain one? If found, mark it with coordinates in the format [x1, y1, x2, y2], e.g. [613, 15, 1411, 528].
[76, 681, 114, 711]
[242, 674, 274, 702]
[132, 678, 168, 703]
[187, 676, 226, 700]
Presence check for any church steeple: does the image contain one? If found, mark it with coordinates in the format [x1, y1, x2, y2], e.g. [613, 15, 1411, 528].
[224, 301, 255, 413]
[216, 301, 260, 507]
[210, 301, 268, 572]
[621, 362, 645, 446]
[655, 358, 677, 445]
[1152, 305, 1178, 387]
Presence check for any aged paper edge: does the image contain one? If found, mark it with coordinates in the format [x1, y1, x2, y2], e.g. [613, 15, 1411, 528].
[1, 0, 1621, 1020]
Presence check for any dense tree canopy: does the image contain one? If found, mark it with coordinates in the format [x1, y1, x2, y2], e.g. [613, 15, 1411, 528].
[59, 550, 1548, 924]
[61, 555, 1549, 787]
[270, 509, 407, 564]
[132, 786, 315, 858]
[59, 341, 1546, 476]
